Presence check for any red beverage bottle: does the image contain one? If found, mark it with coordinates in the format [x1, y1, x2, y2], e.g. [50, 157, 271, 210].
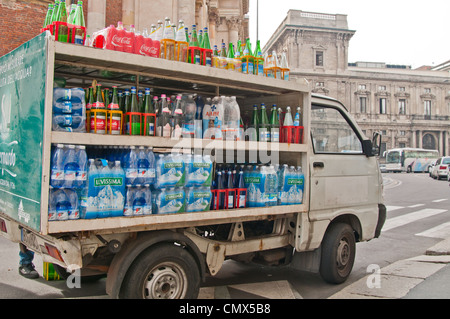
[112, 21, 126, 52]
[134, 33, 144, 55]
[105, 25, 116, 51]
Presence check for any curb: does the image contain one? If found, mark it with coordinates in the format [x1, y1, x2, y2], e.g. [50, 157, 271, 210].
[328, 237, 450, 299]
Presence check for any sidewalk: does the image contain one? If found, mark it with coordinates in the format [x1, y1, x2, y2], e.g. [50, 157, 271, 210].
[329, 237, 450, 299]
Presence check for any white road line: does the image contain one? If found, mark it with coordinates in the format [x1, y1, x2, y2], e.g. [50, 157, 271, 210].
[386, 206, 404, 212]
[382, 209, 448, 232]
[408, 204, 425, 208]
[432, 199, 448, 203]
[416, 222, 450, 239]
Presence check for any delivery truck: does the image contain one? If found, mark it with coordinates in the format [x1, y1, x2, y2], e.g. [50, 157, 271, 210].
[0, 33, 385, 299]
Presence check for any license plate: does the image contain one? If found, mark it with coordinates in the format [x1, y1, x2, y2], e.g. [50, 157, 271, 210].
[21, 229, 40, 252]
[0, 218, 6, 233]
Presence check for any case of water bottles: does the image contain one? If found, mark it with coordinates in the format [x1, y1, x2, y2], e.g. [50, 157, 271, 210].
[52, 88, 86, 132]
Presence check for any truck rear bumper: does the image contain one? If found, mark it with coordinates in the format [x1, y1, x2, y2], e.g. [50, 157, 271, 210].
[375, 204, 387, 238]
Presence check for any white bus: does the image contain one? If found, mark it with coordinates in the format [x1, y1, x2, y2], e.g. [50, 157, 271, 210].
[384, 148, 440, 173]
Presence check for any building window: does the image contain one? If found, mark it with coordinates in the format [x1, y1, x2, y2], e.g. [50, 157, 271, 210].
[316, 51, 324, 66]
[424, 88, 431, 93]
[399, 87, 405, 92]
[399, 143, 406, 148]
[379, 98, 387, 114]
[360, 97, 367, 113]
[316, 82, 324, 87]
[358, 84, 366, 90]
[378, 85, 386, 91]
[424, 100, 432, 116]
[398, 99, 406, 115]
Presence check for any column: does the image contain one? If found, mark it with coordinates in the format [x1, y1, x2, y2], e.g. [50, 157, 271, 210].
[87, 0, 106, 35]
[227, 17, 241, 46]
[418, 130, 422, 148]
[122, 0, 135, 29]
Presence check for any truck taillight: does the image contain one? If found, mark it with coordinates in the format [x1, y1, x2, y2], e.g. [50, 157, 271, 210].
[0, 219, 7, 233]
[45, 243, 64, 262]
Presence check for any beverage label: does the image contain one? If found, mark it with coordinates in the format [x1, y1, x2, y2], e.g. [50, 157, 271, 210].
[68, 209, 80, 220]
[90, 115, 106, 134]
[108, 103, 120, 110]
[205, 57, 212, 67]
[51, 169, 64, 182]
[271, 128, 280, 142]
[74, 35, 84, 45]
[259, 129, 270, 142]
[195, 54, 201, 65]
[182, 123, 195, 136]
[92, 102, 105, 109]
[107, 115, 121, 135]
[63, 115, 73, 127]
[228, 194, 234, 209]
[62, 101, 72, 113]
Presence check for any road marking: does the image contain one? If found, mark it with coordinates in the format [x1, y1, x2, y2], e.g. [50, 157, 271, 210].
[386, 206, 404, 212]
[382, 209, 448, 232]
[432, 199, 448, 203]
[408, 204, 425, 208]
[416, 222, 450, 239]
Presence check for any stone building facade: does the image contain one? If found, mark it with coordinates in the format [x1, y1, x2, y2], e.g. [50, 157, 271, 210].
[263, 10, 450, 156]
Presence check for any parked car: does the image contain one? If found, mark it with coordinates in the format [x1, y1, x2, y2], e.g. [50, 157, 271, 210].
[428, 160, 437, 177]
[430, 157, 450, 180]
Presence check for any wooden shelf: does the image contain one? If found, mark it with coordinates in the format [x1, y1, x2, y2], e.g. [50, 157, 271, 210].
[47, 204, 306, 234]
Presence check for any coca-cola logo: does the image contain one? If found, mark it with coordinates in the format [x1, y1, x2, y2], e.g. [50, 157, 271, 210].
[112, 35, 132, 47]
[139, 44, 158, 56]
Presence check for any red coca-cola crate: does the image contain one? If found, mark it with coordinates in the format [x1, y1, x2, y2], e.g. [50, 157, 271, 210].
[134, 34, 160, 58]
[93, 26, 134, 53]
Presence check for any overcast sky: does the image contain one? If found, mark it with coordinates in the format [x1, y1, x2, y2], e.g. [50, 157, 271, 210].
[248, 0, 449, 68]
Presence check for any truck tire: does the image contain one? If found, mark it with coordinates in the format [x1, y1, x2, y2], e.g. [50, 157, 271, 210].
[319, 223, 356, 284]
[120, 243, 200, 299]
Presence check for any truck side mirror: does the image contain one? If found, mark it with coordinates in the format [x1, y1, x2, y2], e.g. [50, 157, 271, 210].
[372, 132, 382, 157]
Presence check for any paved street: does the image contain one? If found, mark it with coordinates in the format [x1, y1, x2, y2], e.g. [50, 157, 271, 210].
[0, 172, 449, 299]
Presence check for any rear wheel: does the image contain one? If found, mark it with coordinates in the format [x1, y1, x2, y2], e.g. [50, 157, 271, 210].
[319, 223, 356, 284]
[120, 243, 200, 299]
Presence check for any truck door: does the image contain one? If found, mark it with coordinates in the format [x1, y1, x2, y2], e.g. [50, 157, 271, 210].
[308, 100, 381, 225]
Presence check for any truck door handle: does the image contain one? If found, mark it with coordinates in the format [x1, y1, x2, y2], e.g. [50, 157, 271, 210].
[313, 162, 324, 168]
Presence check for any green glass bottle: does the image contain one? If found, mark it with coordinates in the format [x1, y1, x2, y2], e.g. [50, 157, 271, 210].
[270, 104, 280, 142]
[129, 87, 141, 135]
[254, 40, 264, 76]
[43, 4, 54, 28]
[201, 27, 212, 67]
[259, 103, 270, 142]
[189, 25, 200, 65]
[227, 42, 235, 71]
[242, 38, 254, 74]
[123, 89, 131, 134]
[51, 1, 60, 25]
[73, 1, 86, 45]
[143, 88, 155, 136]
[249, 104, 259, 141]
[56, 0, 68, 43]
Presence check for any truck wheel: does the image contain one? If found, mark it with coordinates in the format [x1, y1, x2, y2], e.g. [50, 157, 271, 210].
[120, 243, 200, 299]
[319, 223, 356, 284]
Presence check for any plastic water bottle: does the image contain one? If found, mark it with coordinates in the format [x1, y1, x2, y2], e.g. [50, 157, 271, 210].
[97, 160, 112, 218]
[143, 184, 152, 215]
[137, 146, 149, 185]
[123, 146, 138, 186]
[133, 185, 144, 216]
[66, 188, 80, 220]
[235, 168, 246, 208]
[296, 166, 304, 204]
[278, 164, 289, 205]
[288, 166, 296, 205]
[85, 159, 98, 219]
[202, 96, 223, 139]
[55, 188, 70, 221]
[51, 144, 65, 188]
[194, 96, 204, 138]
[222, 96, 240, 141]
[63, 145, 79, 188]
[266, 165, 278, 206]
[123, 185, 134, 217]
[74, 145, 87, 189]
[147, 147, 156, 184]
[48, 188, 57, 221]
[111, 160, 125, 217]
[182, 95, 196, 138]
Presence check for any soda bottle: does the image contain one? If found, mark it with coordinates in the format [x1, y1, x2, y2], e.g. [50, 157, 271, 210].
[212, 45, 219, 68]
[284, 106, 294, 126]
[198, 29, 203, 48]
[226, 170, 235, 209]
[128, 87, 141, 135]
[122, 89, 130, 134]
[258, 103, 270, 142]
[254, 40, 264, 76]
[235, 168, 246, 208]
[170, 95, 182, 139]
[51, 144, 65, 188]
[219, 42, 227, 69]
[55, 0, 68, 43]
[51, 1, 60, 25]
[161, 17, 175, 60]
[270, 104, 280, 142]
[63, 144, 78, 188]
[182, 95, 196, 138]
[160, 94, 173, 138]
[107, 86, 121, 135]
[242, 38, 254, 74]
[294, 106, 301, 127]
[213, 170, 224, 210]
[74, 145, 87, 189]
[90, 84, 106, 134]
[73, 1, 86, 45]
[280, 52, 290, 81]
[68, 4, 76, 24]
[142, 88, 155, 136]
[248, 104, 259, 141]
